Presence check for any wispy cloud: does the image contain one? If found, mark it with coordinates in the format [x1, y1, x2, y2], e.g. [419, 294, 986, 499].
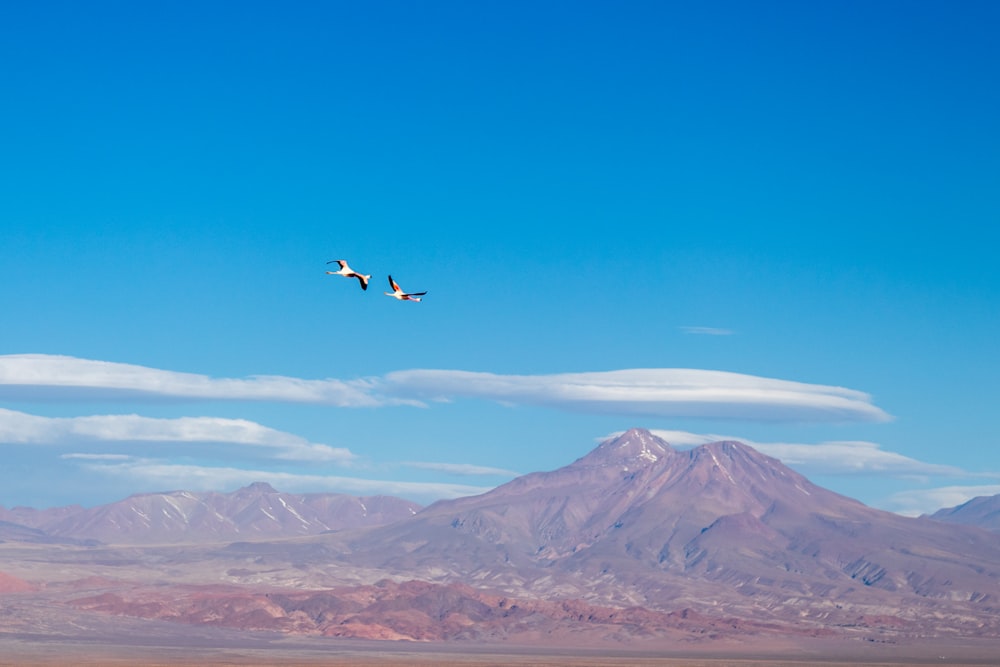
[402, 461, 520, 477]
[680, 326, 734, 336]
[753, 441, 964, 476]
[0, 354, 404, 407]
[607, 429, 966, 477]
[385, 369, 892, 422]
[61, 453, 133, 461]
[79, 459, 492, 502]
[0, 408, 356, 463]
[1, 354, 891, 423]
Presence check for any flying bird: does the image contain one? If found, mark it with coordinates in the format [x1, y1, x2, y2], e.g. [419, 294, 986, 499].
[326, 259, 371, 291]
[385, 275, 427, 302]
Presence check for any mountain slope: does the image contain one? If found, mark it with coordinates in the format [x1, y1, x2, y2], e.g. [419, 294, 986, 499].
[5, 428, 1000, 645]
[1, 483, 421, 544]
[927, 494, 1000, 532]
[322, 428, 1000, 629]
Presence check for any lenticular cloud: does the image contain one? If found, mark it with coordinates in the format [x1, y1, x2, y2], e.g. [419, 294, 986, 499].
[0, 354, 892, 423]
[0, 408, 356, 463]
[0, 354, 388, 407]
[382, 369, 892, 422]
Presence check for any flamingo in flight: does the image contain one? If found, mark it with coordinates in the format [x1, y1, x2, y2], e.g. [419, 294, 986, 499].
[385, 275, 427, 302]
[326, 259, 371, 291]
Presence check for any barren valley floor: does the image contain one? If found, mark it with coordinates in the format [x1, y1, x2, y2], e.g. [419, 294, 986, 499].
[2, 634, 999, 667]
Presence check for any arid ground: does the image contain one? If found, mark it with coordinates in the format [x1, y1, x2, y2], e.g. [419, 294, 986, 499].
[3, 632, 1000, 667]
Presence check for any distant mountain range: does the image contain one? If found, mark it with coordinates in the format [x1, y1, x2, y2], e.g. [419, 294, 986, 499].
[3, 428, 1000, 652]
[0, 482, 421, 544]
[928, 494, 1000, 532]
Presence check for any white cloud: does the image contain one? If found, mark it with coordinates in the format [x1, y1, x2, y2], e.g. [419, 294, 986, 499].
[1, 354, 892, 423]
[0, 354, 405, 407]
[80, 459, 492, 502]
[385, 369, 892, 422]
[61, 453, 133, 461]
[752, 440, 963, 476]
[886, 485, 1000, 517]
[0, 408, 356, 463]
[680, 326, 734, 336]
[402, 461, 520, 477]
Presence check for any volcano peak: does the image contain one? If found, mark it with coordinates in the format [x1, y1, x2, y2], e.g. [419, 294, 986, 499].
[580, 428, 674, 468]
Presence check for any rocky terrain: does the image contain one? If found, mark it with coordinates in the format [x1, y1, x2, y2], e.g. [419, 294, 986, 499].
[301, 429, 1000, 637]
[67, 578, 822, 644]
[2, 428, 1000, 658]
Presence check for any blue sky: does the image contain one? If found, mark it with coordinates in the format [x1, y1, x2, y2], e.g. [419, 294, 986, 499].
[1, 1, 997, 516]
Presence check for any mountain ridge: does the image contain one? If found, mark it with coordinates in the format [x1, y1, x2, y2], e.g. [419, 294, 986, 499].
[0, 484, 422, 544]
[3, 428, 1000, 648]
[927, 493, 1000, 532]
[314, 428, 1000, 622]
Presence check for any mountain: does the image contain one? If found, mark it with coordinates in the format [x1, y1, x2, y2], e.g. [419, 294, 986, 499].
[4, 428, 1000, 651]
[927, 493, 1000, 532]
[308, 428, 1000, 633]
[0, 503, 84, 528]
[0, 483, 421, 544]
[0, 518, 100, 546]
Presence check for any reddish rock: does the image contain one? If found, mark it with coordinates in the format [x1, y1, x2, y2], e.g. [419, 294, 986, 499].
[0, 571, 36, 593]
